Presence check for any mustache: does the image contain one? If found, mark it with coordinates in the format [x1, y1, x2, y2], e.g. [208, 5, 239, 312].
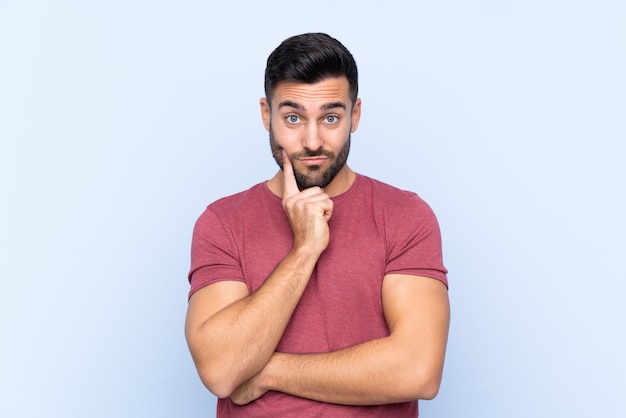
[292, 148, 335, 159]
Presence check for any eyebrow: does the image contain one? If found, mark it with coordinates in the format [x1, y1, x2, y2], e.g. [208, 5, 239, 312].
[321, 102, 346, 111]
[278, 101, 347, 112]
[278, 100, 305, 111]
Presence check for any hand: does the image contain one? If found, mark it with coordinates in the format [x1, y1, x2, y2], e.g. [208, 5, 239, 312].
[230, 372, 267, 405]
[281, 151, 333, 255]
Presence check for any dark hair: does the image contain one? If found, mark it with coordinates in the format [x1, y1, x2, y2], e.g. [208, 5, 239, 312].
[264, 33, 359, 104]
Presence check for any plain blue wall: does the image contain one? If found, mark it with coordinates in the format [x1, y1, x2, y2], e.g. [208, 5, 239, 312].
[1, 1, 624, 417]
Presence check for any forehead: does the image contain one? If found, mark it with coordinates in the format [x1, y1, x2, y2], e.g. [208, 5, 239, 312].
[270, 77, 351, 111]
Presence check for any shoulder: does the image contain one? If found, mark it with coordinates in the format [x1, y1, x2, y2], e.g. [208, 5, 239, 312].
[198, 182, 271, 222]
[355, 174, 433, 215]
[190, 183, 269, 260]
[194, 182, 285, 239]
[208, 182, 267, 211]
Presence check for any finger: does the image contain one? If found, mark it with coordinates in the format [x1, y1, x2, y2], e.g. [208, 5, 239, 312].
[323, 204, 333, 222]
[296, 192, 334, 219]
[282, 150, 299, 198]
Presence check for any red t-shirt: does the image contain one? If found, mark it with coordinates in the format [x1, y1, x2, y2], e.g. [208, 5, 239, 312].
[189, 174, 448, 417]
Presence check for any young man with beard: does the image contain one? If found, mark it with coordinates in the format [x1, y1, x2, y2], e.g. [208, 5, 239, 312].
[185, 33, 450, 417]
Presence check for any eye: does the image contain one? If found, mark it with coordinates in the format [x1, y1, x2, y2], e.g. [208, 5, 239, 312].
[286, 114, 300, 124]
[324, 115, 339, 124]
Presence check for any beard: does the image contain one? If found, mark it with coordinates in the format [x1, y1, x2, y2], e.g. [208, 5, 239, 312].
[269, 126, 351, 190]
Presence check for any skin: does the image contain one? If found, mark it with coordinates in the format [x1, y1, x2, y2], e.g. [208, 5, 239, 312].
[264, 77, 361, 195]
[184, 77, 450, 406]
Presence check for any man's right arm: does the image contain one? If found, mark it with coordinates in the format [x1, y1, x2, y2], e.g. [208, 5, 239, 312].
[185, 246, 318, 399]
[185, 151, 333, 399]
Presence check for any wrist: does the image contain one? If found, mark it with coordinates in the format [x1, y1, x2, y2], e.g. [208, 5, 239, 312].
[260, 352, 286, 393]
[290, 240, 326, 260]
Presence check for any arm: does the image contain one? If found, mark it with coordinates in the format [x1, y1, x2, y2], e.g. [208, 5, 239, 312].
[231, 274, 450, 405]
[185, 151, 333, 399]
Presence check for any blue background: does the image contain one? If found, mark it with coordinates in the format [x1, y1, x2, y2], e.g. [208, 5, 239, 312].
[1, 1, 624, 417]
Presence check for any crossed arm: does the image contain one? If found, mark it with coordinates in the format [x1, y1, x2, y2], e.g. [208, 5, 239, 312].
[184, 246, 321, 399]
[185, 152, 450, 404]
[185, 272, 449, 405]
[185, 150, 334, 399]
[229, 273, 449, 405]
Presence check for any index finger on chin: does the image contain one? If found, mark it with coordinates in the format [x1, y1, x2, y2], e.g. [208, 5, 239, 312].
[282, 150, 299, 199]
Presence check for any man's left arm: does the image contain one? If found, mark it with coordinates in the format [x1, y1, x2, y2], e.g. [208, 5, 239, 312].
[230, 273, 450, 406]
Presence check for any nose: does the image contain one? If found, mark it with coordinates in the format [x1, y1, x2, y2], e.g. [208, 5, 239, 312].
[302, 124, 323, 151]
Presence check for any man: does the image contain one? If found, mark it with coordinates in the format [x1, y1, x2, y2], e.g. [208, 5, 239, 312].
[185, 33, 449, 417]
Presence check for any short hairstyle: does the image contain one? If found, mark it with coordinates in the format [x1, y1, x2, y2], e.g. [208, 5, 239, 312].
[264, 33, 359, 105]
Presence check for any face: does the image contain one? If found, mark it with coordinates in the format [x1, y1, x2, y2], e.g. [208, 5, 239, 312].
[261, 77, 361, 190]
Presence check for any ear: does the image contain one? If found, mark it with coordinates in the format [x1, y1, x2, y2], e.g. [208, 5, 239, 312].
[350, 98, 362, 133]
[260, 97, 271, 132]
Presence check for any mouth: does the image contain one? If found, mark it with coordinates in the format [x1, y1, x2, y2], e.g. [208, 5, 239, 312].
[297, 156, 329, 167]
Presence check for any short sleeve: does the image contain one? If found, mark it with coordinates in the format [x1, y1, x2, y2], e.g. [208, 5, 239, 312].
[188, 207, 245, 299]
[385, 194, 448, 287]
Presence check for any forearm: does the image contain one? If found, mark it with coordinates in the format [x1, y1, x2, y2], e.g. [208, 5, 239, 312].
[187, 247, 319, 398]
[229, 276, 450, 406]
[255, 335, 444, 405]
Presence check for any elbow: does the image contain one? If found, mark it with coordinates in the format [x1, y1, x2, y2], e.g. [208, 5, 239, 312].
[186, 335, 241, 398]
[401, 364, 444, 401]
[416, 362, 444, 400]
[197, 365, 238, 399]
[417, 378, 441, 400]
